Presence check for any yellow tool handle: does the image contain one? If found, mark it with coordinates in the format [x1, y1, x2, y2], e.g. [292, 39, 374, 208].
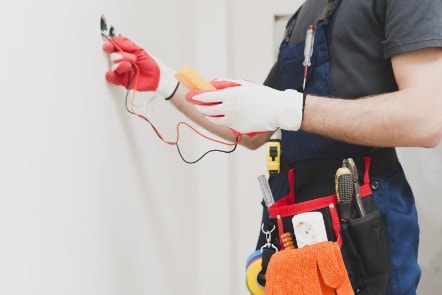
[175, 65, 216, 91]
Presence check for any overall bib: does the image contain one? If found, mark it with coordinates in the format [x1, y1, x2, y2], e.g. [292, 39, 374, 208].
[257, 1, 421, 294]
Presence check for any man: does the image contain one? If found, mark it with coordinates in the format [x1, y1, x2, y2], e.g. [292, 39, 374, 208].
[103, 0, 442, 293]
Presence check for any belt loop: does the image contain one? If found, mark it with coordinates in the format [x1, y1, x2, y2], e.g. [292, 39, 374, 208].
[288, 169, 297, 202]
[363, 157, 371, 185]
[329, 204, 342, 246]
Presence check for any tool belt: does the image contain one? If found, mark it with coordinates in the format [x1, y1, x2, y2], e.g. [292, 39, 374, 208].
[261, 149, 397, 294]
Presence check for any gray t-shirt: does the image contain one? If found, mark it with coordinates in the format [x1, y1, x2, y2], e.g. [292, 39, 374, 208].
[270, 0, 442, 98]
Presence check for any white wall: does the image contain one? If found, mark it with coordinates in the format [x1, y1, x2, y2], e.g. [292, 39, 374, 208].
[1, 0, 440, 294]
[0, 0, 232, 294]
[397, 146, 442, 294]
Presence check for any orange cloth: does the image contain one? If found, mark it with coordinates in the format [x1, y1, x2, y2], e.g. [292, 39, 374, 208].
[264, 241, 354, 295]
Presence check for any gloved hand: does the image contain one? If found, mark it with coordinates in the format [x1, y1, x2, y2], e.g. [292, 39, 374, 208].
[185, 79, 305, 134]
[103, 36, 178, 99]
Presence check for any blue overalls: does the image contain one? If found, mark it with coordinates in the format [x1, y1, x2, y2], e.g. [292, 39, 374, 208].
[257, 1, 421, 294]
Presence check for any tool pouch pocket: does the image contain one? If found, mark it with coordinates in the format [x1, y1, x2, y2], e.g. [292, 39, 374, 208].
[267, 157, 390, 294]
[268, 168, 343, 247]
[340, 208, 390, 294]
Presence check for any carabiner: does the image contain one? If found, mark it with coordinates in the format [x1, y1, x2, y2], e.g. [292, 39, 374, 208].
[261, 223, 278, 252]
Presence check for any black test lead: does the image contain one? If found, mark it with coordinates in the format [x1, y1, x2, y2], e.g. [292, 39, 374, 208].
[101, 16, 240, 164]
[303, 25, 316, 91]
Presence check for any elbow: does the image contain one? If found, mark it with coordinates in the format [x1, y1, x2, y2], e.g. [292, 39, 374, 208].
[407, 107, 442, 147]
[241, 143, 257, 150]
[417, 124, 442, 148]
[239, 133, 272, 150]
[423, 129, 442, 148]
[241, 139, 266, 150]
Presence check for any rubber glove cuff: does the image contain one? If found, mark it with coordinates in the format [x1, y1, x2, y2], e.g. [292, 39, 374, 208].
[274, 89, 304, 131]
[155, 60, 179, 100]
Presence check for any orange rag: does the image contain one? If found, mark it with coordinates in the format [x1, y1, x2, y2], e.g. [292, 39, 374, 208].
[264, 241, 354, 295]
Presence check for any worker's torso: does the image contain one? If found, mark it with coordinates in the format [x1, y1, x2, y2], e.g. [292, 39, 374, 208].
[268, 0, 396, 167]
[281, 0, 398, 98]
[265, 0, 397, 199]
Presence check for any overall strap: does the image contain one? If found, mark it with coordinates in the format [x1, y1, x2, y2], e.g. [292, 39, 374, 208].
[283, 0, 341, 42]
[319, 0, 342, 25]
[283, 8, 302, 42]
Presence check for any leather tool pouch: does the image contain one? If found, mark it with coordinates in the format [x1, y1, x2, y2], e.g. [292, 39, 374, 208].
[266, 157, 390, 294]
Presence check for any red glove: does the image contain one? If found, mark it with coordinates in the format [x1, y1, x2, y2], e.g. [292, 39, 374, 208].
[103, 36, 178, 99]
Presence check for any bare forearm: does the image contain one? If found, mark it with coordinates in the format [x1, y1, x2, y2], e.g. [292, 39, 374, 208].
[169, 84, 272, 149]
[302, 48, 442, 148]
[302, 89, 442, 148]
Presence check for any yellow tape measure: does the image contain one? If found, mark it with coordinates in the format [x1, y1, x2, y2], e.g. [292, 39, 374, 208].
[246, 251, 265, 295]
[266, 139, 281, 175]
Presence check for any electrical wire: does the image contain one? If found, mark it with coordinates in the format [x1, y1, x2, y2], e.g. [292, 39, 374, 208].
[124, 86, 239, 164]
[105, 35, 241, 163]
[121, 64, 240, 164]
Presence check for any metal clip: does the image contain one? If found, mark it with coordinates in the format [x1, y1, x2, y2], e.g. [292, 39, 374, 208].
[260, 223, 278, 252]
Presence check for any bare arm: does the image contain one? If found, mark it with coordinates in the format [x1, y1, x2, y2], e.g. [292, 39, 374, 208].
[169, 85, 273, 150]
[301, 48, 442, 148]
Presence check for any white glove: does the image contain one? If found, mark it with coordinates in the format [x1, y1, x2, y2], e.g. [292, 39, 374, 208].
[187, 79, 304, 134]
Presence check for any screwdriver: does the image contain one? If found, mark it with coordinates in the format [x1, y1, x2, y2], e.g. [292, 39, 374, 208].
[302, 25, 316, 91]
[335, 167, 354, 222]
[257, 174, 275, 207]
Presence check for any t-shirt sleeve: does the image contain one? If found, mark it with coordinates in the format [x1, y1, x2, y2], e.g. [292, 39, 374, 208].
[383, 0, 442, 58]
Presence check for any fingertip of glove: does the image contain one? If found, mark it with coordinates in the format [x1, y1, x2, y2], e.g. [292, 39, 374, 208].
[105, 71, 120, 85]
[210, 80, 242, 89]
[185, 90, 203, 104]
[102, 41, 115, 53]
[185, 91, 221, 106]
[114, 61, 132, 74]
